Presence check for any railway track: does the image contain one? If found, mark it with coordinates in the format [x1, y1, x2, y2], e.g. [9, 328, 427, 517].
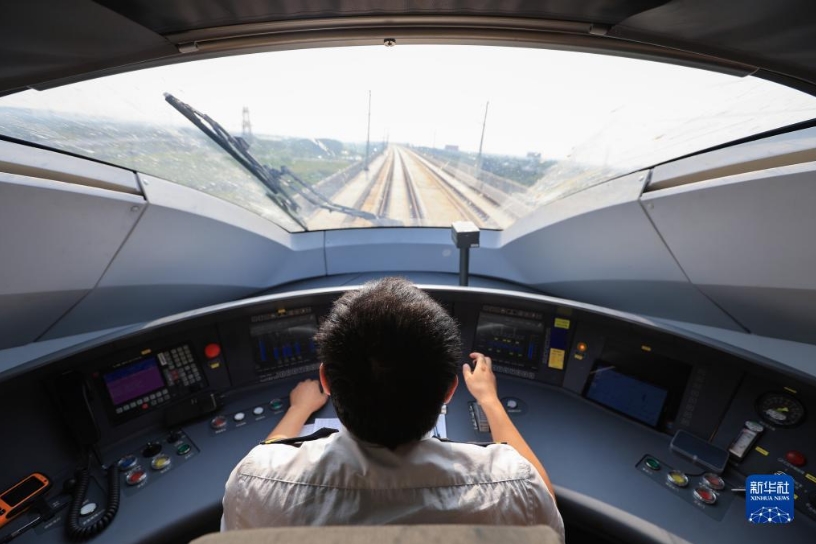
[397, 148, 425, 222]
[310, 144, 512, 229]
[397, 147, 492, 225]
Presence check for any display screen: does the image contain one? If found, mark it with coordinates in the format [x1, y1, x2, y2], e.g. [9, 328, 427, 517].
[583, 340, 692, 430]
[250, 310, 319, 372]
[586, 368, 668, 427]
[103, 357, 165, 405]
[2, 476, 44, 507]
[473, 306, 544, 372]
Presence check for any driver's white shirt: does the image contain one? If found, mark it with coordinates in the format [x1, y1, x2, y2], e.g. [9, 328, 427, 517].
[221, 428, 564, 540]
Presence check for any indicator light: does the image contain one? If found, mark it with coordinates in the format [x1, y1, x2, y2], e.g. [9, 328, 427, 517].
[577, 342, 587, 353]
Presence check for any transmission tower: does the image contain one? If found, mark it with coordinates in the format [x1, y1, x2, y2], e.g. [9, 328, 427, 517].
[242, 106, 253, 139]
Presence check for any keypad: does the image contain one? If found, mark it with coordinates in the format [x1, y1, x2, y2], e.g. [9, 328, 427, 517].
[159, 345, 203, 388]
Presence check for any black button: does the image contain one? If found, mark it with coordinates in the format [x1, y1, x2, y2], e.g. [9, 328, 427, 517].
[142, 441, 162, 458]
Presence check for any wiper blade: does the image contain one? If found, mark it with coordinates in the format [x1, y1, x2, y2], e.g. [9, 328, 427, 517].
[164, 93, 305, 229]
[164, 93, 388, 227]
[279, 166, 400, 227]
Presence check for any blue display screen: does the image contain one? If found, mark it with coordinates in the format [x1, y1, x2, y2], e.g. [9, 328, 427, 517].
[586, 367, 668, 427]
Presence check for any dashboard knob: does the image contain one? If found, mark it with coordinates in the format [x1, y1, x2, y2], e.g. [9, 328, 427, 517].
[79, 502, 97, 516]
[211, 415, 228, 430]
[142, 441, 162, 458]
[233, 412, 245, 422]
[506, 399, 518, 409]
[253, 406, 264, 416]
[204, 343, 221, 359]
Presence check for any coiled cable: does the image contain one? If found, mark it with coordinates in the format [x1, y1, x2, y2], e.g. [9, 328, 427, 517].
[65, 453, 120, 540]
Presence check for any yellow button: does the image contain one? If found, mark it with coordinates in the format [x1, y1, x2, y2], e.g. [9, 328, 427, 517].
[151, 454, 171, 470]
[667, 470, 689, 487]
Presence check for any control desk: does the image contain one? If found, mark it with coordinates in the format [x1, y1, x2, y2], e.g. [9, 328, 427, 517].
[0, 285, 814, 544]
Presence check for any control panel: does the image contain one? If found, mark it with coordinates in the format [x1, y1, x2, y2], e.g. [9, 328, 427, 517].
[636, 454, 738, 520]
[3, 287, 816, 544]
[249, 308, 320, 381]
[96, 344, 208, 425]
[472, 305, 574, 384]
[714, 375, 816, 522]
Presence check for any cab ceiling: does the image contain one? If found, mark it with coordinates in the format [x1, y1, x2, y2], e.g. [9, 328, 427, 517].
[3, 0, 816, 96]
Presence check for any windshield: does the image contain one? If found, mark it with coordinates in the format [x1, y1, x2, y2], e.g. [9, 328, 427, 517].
[2, 45, 816, 232]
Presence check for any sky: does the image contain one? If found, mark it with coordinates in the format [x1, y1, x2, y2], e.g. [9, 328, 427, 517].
[3, 45, 816, 163]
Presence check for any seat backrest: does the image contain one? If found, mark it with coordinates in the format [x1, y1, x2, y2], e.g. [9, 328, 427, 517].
[191, 525, 562, 544]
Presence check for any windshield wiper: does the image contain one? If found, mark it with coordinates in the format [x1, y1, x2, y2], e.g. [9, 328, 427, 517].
[164, 93, 386, 228]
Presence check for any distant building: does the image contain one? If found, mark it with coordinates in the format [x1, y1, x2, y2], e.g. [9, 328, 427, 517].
[444, 144, 459, 151]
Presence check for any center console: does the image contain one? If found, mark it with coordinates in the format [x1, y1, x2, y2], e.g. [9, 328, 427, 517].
[1, 286, 815, 544]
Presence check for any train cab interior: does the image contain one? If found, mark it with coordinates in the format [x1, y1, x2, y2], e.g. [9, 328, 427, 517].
[3, 1, 816, 543]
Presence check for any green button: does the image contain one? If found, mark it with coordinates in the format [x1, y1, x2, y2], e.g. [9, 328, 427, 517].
[270, 399, 284, 411]
[645, 457, 661, 471]
[176, 443, 191, 456]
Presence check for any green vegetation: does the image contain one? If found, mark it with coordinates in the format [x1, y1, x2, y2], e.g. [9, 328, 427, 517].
[249, 137, 357, 184]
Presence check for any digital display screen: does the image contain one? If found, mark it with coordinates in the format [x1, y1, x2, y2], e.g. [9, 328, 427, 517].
[473, 306, 543, 371]
[2, 476, 44, 507]
[586, 367, 668, 427]
[583, 340, 692, 430]
[250, 312, 319, 372]
[103, 357, 165, 406]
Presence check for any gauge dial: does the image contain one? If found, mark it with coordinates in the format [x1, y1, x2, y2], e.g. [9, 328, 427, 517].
[756, 392, 806, 427]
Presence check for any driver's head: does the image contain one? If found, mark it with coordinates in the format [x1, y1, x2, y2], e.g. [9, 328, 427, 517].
[316, 277, 461, 449]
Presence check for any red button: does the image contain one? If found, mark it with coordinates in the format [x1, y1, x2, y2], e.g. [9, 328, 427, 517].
[126, 470, 146, 486]
[694, 486, 717, 504]
[786, 450, 806, 466]
[204, 343, 221, 359]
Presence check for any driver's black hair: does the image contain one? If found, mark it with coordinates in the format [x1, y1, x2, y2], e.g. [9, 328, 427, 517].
[316, 277, 461, 449]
